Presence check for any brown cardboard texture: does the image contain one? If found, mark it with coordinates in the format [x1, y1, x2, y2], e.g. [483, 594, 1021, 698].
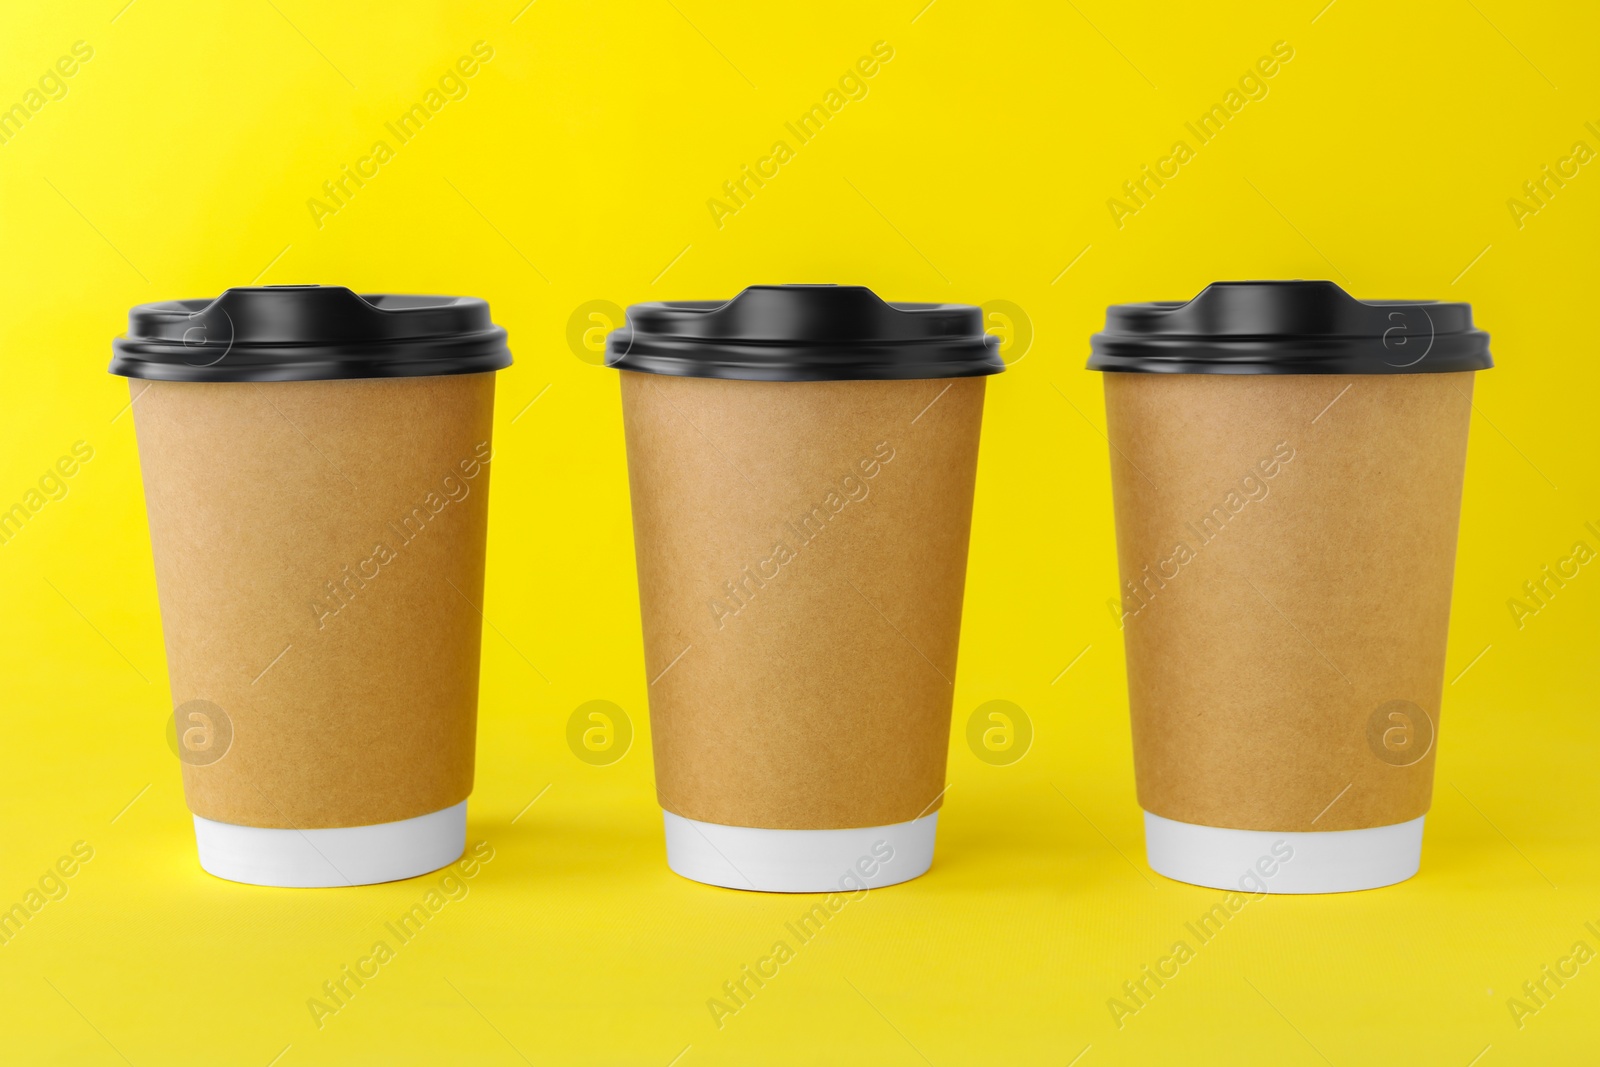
[1104, 372, 1475, 832]
[132, 373, 496, 829]
[620, 372, 987, 830]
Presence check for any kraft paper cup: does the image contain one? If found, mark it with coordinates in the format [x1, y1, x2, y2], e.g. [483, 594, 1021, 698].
[608, 285, 1003, 892]
[113, 286, 511, 887]
[1089, 281, 1493, 894]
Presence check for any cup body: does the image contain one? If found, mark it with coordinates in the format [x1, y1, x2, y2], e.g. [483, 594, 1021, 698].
[619, 372, 988, 891]
[1104, 370, 1474, 891]
[609, 284, 1002, 892]
[132, 372, 497, 885]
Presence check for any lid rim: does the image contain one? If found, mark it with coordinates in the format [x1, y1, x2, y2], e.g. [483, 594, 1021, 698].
[106, 358, 510, 384]
[607, 284, 1004, 382]
[1087, 281, 1492, 375]
[609, 357, 1003, 383]
[109, 286, 512, 383]
[1087, 358, 1495, 375]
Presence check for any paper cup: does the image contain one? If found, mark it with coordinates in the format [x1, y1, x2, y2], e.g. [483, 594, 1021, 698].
[114, 286, 510, 887]
[1089, 281, 1492, 893]
[609, 285, 1003, 892]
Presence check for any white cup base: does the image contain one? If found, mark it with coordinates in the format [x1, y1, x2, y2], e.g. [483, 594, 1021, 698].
[662, 810, 938, 892]
[1143, 810, 1425, 894]
[193, 801, 468, 887]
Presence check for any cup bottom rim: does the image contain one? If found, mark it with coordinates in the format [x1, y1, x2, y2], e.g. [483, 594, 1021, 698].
[192, 801, 467, 888]
[1142, 809, 1425, 894]
[662, 810, 938, 893]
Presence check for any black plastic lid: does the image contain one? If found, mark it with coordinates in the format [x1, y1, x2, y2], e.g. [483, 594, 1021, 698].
[110, 285, 512, 382]
[606, 284, 1005, 381]
[1088, 281, 1492, 374]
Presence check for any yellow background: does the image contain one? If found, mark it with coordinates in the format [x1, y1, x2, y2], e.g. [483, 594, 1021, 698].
[2, 0, 1597, 1063]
